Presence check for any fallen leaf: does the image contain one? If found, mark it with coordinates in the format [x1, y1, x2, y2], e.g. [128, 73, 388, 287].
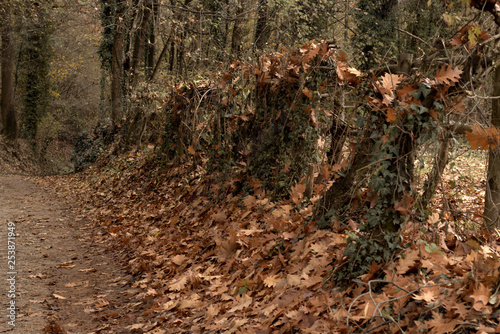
[169, 276, 188, 291]
[435, 64, 462, 86]
[302, 87, 313, 99]
[466, 125, 500, 150]
[56, 261, 75, 269]
[264, 275, 282, 288]
[95, 299, 110, 308]
[471, 284, 491, 311]
[171, 254, 188, 266]
[413, 286, 439, 303]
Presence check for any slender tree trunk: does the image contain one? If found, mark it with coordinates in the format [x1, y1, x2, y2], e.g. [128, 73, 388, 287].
[177, 30, 185, 76]
[129, 0, 153, 88]
[315, 108, 376, 224]
[149, 35, 170, 82]
[145, 0, 159, 80]
[484, 65, 500, 229]
[1, 2, 17, 141]
[231, 1, 244, 58]
[111, 2, 126, 127]
[328, 97, 347, 165]
[421, 133, 450, 206]
[168, 38, 175, 72]
[206, 0, 228, 61]
[254, 0, 269, 51]
[23, 4, 52, 142]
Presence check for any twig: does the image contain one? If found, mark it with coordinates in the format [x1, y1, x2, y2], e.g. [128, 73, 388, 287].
[482, 33, 500, 45]
[396, 28, 432, 48]
[364, 315, 405, 334]
[467, 94, 500, 100]
[346, 279, 442, 333]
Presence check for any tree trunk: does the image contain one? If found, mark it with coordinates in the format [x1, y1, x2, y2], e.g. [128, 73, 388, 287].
[145, 0, 159, 80]
[111, 2, 126, 128]
[315, 108, 376, 226]
[129, 0, 153, 88]
[1, 2, 17, 141]
[420, 133, 450, 206]
[22, 4, 52, 141]
[231, 1, 244, 58]
[149, 35, 170, 82]
[484, 65, 500, 229]
[254, 0, 269, 51]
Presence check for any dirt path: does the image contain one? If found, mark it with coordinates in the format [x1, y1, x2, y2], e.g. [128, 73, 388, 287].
[0, 176, 136, 334]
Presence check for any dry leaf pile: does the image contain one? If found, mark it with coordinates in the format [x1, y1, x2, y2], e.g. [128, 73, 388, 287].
[43, 151, 500, 334]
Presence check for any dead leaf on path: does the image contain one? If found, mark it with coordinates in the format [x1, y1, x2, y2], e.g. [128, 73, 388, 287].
[44, 322, 65, 334]
[28, 311, 43, 317]
[127, 324, 145, 330]
[148, 330, 166, 334]
[162, 300, 179, 311]
[94, 324, 111, 332]
[64, 282, 80, 288]
[168, 276, 188, 291]
[29, 299, 45, 304]
[53, 293, 66, 300]
[29, 273, 48, 279]
[56, 261, 75, 269]
[171, 254, 188, 266]
[83, 306, 96, 314]
[95, 299, 110, 308]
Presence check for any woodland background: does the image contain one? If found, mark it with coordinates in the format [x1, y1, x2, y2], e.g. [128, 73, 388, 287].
[1, 0, 500, 332]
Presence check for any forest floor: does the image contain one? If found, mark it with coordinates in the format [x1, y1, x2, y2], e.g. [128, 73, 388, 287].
[0, 144, 498, 333]
[0, 175, 143, 334]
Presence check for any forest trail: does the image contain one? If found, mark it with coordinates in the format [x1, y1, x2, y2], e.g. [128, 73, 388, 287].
[0, 176, 134, 334]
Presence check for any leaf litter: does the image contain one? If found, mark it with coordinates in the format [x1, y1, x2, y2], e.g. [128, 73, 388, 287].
[40, 148, 500, 334]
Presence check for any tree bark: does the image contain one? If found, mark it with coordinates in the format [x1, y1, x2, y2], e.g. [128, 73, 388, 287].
[421, 133, 450, 206]
[254, 0, 269, 51]
[231, 1, 244, 58]
[149, 35, 170, 82]
[315, 108, 376, 225]
[111, 1, 127, 127]
[129, 0, 154, 88]
[484, 65, 500, 229]
[145, 0, 159, 80]
[1, 2, 17, 141]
